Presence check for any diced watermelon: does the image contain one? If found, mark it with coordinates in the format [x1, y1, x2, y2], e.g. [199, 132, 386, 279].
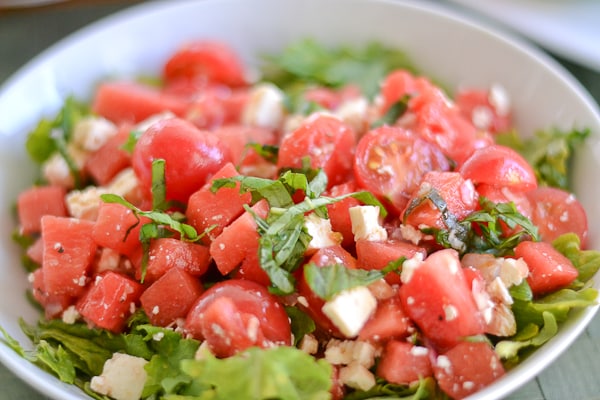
[433, 341, 505, 399]
[186, 162, 252, 244]
[140, 267, 204, 327]
[356, 239, 427, 285]
[231, 245, 271, 287]
[136, 237, 211, 284]
[399, 248, 485, 351]
[514, 240, 579, 296]
[17, 186, 68, 235]
[209, 199, 268, 275]
[358, 294, 412, 342]
[77, 271, 144, 333]
[376, 341, 433, 385]
[84, 124, 132, 185]
[92, 202, 145, 257]
[92, 81, 188, 124]
[30, 268, 74, 319]
[325, 181, 362, 248]
[41, 216, 97, 297]
[26, 237, 44, 265]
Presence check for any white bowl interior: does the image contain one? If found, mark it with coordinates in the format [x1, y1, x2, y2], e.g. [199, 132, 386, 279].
[1, 1, 599, 399]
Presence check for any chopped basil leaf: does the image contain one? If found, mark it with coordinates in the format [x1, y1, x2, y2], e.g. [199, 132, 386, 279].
[425, 196, 538, 256]
[245, 142, 279, 164]
[371, 95, 410, 128]
[304, 262, 402, 300]
[121, 129, 143, 154]
[285, 306, 316, 346]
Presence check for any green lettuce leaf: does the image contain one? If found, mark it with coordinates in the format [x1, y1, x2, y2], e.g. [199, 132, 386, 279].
[172, 346, 332, 400]
[495, 311, 558, 361]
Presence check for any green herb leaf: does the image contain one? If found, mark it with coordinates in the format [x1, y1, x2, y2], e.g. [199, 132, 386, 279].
[552, 233, 600, 287]
[176, 346, 332, 400]
[371, 95, 410, 128]
[304, 262, 401, 300]
[261, 39, 417, 99]
[495, 311, 558, 360]
[285, 306, 316, 346]
[344, 376, 438, 400]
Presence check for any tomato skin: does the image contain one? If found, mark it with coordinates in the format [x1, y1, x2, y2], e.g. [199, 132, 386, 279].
[277, 114, 356, 188]
[433, 341, 505, 399]
[459, 144, 537, 192]
[514, 240, 579, 296]
[184, 279, 291, 357]
[402, 171, 479, 230]
[354, 125, 450, 214]
[526, 186, 589, 248]
[132, 117, 232, 204]
[325, 181, 362, 248]
[399, 249, 485, 351]
[163, 40, 247, 87]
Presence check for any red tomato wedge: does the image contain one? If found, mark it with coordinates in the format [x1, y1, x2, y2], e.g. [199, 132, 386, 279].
[514, 240, 579, 296]
[184, 279, 291, 357]
[459, 144, 537, 191]
[354, 125, 450, 214]
[132, 117, 233, 204]
[277, 114, 356, 188]
[163, 40, 247, 87]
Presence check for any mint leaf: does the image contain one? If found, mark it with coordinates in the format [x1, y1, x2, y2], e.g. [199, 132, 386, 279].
[176, 346, 332, 400]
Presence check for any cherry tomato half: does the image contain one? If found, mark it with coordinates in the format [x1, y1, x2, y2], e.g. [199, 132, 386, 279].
[459, 144, 537, 192]
[354, 125, 450, 214]
[132, 117, 232, 204]
[185, 279, 291, 358]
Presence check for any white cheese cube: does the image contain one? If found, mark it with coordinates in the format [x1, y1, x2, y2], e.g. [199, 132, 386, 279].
[322, 286, 377, 338]
[65, 186, 109, 220]
[72, 116, 118, 152]
[90, 353, 148, 400]
[339, 361, 376, 391]
[242, 82, 286, 130]
[304, 213, 342, 253]
[349, 205, 387, 242]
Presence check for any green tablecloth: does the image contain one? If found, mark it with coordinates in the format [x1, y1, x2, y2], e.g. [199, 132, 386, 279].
[0, 1, 599, 399]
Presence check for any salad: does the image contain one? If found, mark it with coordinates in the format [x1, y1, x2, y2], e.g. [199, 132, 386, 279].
[2, 38, 599, 400]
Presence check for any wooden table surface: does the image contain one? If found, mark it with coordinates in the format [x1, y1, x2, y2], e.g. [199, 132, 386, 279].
[0, 1, 599, 399]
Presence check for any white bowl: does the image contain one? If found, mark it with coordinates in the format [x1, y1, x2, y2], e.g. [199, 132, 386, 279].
[1, 1, 599, 399]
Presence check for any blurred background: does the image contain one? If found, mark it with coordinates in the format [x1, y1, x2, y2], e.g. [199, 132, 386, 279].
[0, 1, 599, 399]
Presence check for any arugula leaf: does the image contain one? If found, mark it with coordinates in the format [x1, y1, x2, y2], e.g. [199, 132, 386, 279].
[261, 38, 417, 100]
[35, 340, 77, 384]
[496, 127, 589, 190]
[304, 261, 402, 300]
[174, 346, 332, 400]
